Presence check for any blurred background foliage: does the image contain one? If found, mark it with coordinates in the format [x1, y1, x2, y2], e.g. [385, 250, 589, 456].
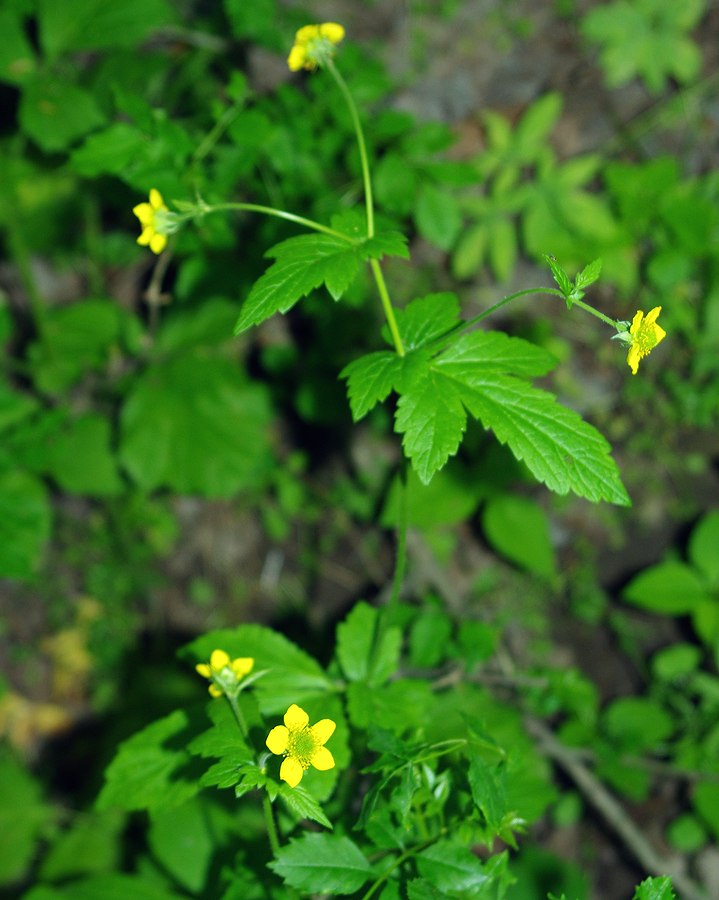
[0, 0, 718, 897]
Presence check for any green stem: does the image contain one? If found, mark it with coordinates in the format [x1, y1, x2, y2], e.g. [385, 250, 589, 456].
[325, 59, 407, 357]
[263, 794, 281, 857]
[370, 259, 405, 357]
[226, 693, 249, 739]
[386, 462, 408, 619]
[360, 836, 440, 900]
[326, 59, 374, 237]
[200, 201, 352, 242]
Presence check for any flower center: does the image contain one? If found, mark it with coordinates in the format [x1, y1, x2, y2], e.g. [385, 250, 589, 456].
[635, 327, 658, 354]
[287, 727, 319, 770]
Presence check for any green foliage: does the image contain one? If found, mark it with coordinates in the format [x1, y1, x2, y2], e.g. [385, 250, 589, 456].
[0, 748, 54, 884]
[582, 0, 705, 94]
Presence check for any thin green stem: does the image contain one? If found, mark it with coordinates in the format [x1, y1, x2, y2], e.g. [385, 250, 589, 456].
[263, 794, 281, 857]
[360, 836, 441, 900]
[226, 693, 249, 739]
[386, 462, 408, 619]
[370, 259, 405, 357]
[326, 59, 374, 237]
[200, 201, 352, 242]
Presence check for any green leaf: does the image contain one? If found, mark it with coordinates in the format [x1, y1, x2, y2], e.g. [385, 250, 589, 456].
[689, 511, 719, 588]
[28, 300, 132, 396]
[269, 833, 372, 895]
[38, 810, 123, 882]
[0, 9, 36, 84]
[488, 217, 517, 282]
[623, 561, 707, 615]
[96, 710, 198, 813]
[148, 798, 214, 894]
[182, 624, 334, 716]
[693, 782, 719, 841]
[468, 758, 508, 834]
[19, 76, 105, 152]
[235, 233, 359, 333]
[543, 254, 573, 297]
[120, 353, 273, 496]
[340, 351, 402, 421]
[23, 873, 182, 900]
[633, 875, 677, 900]
[336, 601, 401, 686]
[395, 293, 461, 351]
[38, 0, 174, 59]
[575, 258, 603, 291]
[0, 380, 38, 433]
[362, 231, 410, 262]
[482, 494, 557, 581]
[70, 123, 147, 178]
[0, 748, 54, 884]
[393, 332, 627, 503]
[416, 839, 489, 892]
[188, 701, 253, 789]
[0, 468, 51, 579]
[44, 415, 123, 496]
[415, 183, 462, 251]
[395, 366, 467, 484]
[603, 697, 674, 752]
[277, 784, 332, 829]
[375, 153, 418, 215]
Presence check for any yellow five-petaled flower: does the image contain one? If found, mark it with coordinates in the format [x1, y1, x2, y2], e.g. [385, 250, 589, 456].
[287, 23, 345, 72]
[133, 188, 171, 254]
[195, 649, 254, 698]
[266, 703, 336, 788]
[626, 306, 666, 375]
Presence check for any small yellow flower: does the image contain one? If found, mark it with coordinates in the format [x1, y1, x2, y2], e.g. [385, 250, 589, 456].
[133, 188, 171, 254]
[288, 23, 345, 72]
[626, 306, 666, 375]
[195, 649, 254, 698]
[266, 703, 336, 788]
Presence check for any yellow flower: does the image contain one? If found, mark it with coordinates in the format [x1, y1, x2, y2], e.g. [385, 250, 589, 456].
[626, 306, 666, 375]
[266, 703, 336, 788]
[195, 649, 254, 698]
[288, 23, 345, 72]
[133, 188, 171, 254]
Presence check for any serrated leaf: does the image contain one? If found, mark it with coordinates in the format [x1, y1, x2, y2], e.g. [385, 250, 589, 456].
[416, 840, 489, 892]
[120, 353, 273, 496]
[575, 257, 602, 290]
[468, 758, 508, 834]
[96, 710, 198, 813]
[454, 373, 629, 504]
[277, 784, 332, 829]
[395, 368, 467, 485]
[340, 351, 402, 421]
[437, 330, 556, 378]
[269, 833, 372, 895]
[235, 233, 359, 333]
[543, 254, 573, 296]
[633, 875, 676, 900]
[362, 231, 410, 261]
[395, 293, 461, 351]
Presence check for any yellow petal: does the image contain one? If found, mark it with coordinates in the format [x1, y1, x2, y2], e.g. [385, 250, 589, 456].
[149, 188, 165, 209]
[149, 232, 168, 254]
[209, 649, 230, 669]
[310, 746, 335, 771]
[295, 25, 320, 43]
[231, 657, 254, 678]
[310, 718, 336, 745]
[195, 663, 211, 678]
[208, 684, 223, 698]
[319, 23, 344, 43]
[645, 306, 662, 325]
[287, 45, 307, 71]
[132, 202, 153, 224]
[627, 345, 641, 375]
[280, 756, 304, 787]
[266, 725, 289, 755]
[284, 704, 309, 730]
[629, 310, 644, 335]
[137, 227, 153, 246]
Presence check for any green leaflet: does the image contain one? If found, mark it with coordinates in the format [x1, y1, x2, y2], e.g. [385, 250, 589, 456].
[269, 833, 372, 895]
[340, 293, 628, 503]
[235, 227, 409, 334]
